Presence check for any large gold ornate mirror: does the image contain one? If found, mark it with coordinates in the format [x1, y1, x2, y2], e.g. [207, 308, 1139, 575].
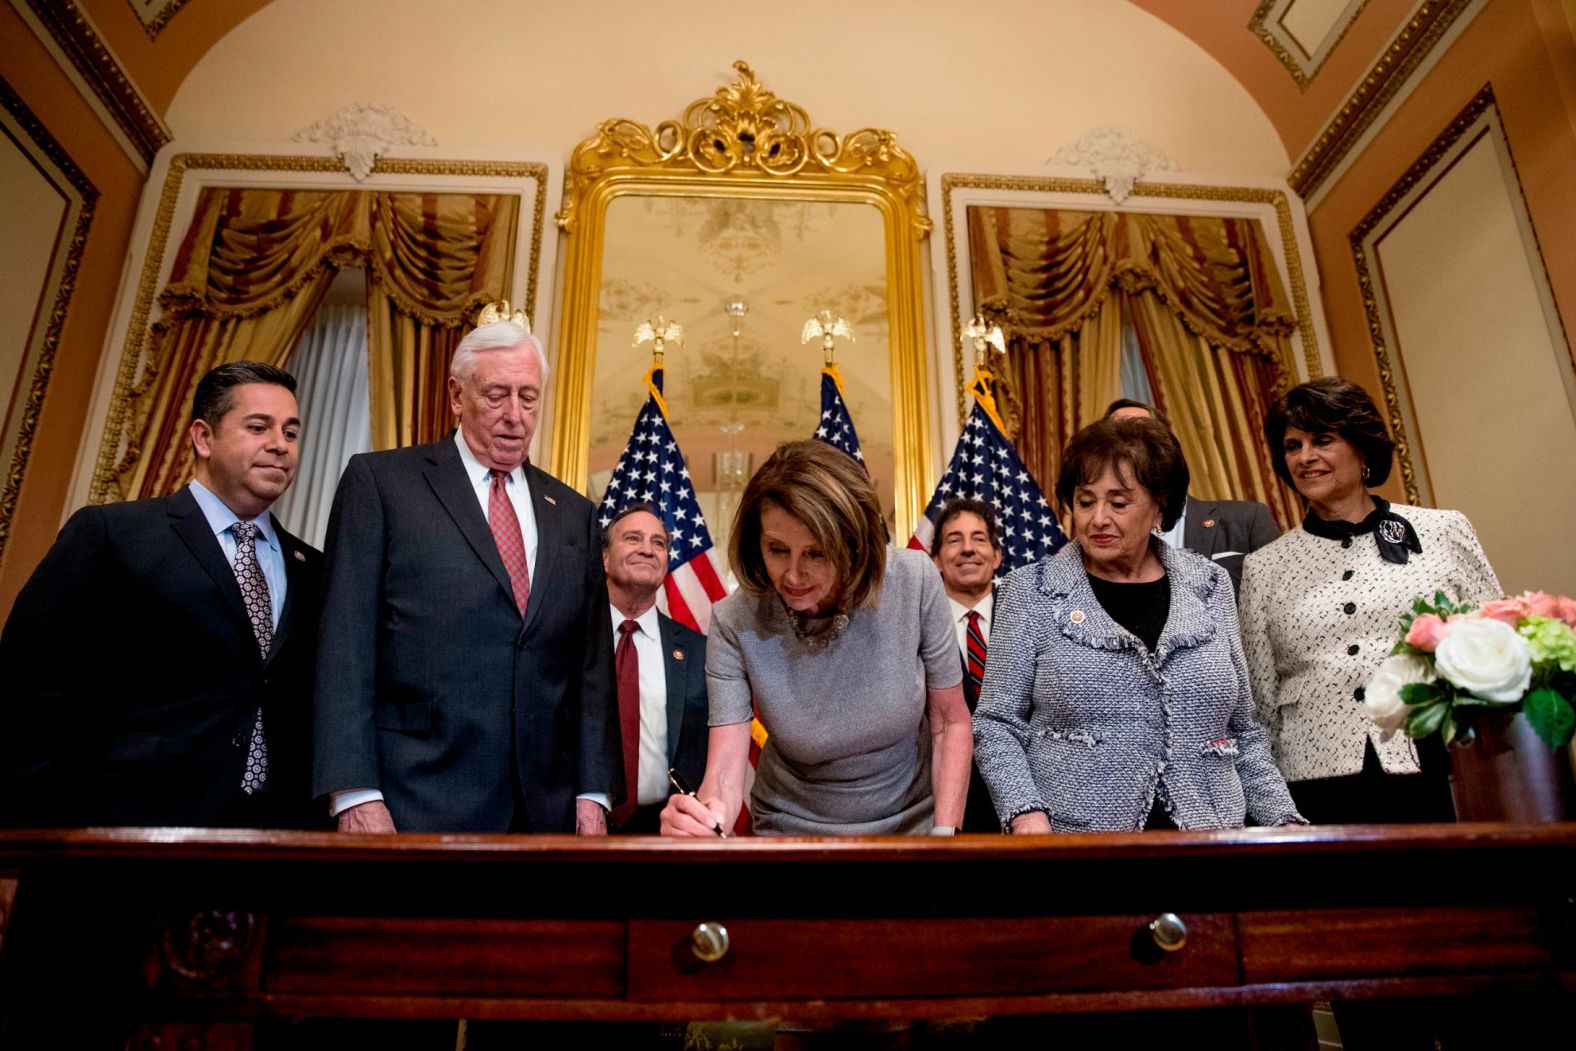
[549, 61, 932, 546]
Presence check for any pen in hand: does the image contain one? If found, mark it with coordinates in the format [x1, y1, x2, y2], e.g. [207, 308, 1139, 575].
[668, 768, 727, 838]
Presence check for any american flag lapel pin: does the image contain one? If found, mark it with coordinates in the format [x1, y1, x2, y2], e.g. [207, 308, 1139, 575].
[544, 495, 557, 505]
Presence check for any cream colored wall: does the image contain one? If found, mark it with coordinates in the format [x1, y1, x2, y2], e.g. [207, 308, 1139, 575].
[166, 0, 1290, 176]
[1373, 132, 1576, 597]
[0, 134, 67, 417]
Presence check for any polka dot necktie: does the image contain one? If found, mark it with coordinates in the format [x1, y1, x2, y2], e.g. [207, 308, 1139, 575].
[231, 521, 271, 795]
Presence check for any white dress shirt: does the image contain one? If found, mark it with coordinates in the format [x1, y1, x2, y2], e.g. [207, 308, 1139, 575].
[188, 479, 286, 628]
[611, 603, 670, 807]
[948, 590, 994, 659]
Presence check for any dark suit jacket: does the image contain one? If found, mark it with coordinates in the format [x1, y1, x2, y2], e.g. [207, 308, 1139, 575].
[312, 437, 620, 832]
[1181, 495, 1280, 596]
[0, 487, 322, 828]
[658, 612, 709, 793]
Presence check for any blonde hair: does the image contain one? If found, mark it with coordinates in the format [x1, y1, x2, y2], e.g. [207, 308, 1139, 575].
[729, 440, 888, 611]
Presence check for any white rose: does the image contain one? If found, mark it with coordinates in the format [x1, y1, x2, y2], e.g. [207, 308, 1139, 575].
[1364, 653, 1432, 738]
[1433, 617, 1533, 703]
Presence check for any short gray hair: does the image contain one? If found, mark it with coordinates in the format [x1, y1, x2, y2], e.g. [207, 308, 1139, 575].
[450, 320, 549, 383]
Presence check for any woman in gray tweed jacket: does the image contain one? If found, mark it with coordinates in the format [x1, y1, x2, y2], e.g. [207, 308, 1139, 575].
[974, 417, 1303, 833]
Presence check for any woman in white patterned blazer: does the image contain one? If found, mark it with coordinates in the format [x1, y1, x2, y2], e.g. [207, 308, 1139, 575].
[1239, 378, 1500, 825]
[974, 417, 1302, 833]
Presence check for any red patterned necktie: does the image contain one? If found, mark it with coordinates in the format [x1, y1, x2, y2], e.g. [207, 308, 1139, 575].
[965, 609, 987, 691]
[610, 619, 641, 828]
[488, 470, 531, 615]
[232, 521, 271, 795]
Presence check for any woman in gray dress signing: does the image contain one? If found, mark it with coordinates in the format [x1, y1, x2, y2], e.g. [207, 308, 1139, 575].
[974, 416, 1302, 833]
[661, 440, 972, 836]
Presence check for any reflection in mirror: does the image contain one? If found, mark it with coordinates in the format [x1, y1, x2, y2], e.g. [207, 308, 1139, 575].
[549, 61, 932, 543]
[589, 195, 891, 554]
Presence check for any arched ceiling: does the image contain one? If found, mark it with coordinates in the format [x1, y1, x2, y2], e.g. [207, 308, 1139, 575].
[76, 0, 1431, 181]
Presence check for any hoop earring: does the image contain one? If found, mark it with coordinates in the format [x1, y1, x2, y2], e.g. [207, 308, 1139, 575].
[1361, 464, 1371, 484]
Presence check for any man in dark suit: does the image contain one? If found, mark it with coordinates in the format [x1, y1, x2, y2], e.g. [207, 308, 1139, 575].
[600, 502, 707, 834]
[929, 497, 1003, 833]
[0, 361, 322, 828]
[314, 310, 620, 834]
[1106, 399, 1280, 593]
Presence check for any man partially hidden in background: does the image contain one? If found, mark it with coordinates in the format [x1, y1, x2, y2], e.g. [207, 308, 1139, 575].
[0, 361, 322, 828]
[930, 497, 1004, 833]
[313, 310, 621, 833]
[600, 502, 708, 834]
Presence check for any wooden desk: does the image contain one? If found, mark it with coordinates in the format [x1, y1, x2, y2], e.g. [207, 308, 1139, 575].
[1, 825, 1573, 1042]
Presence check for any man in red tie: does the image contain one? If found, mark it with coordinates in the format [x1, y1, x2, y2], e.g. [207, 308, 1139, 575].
[930, 498, 1004, 833]
[600, 503, 708, 834]
[314, 310, 621, 833]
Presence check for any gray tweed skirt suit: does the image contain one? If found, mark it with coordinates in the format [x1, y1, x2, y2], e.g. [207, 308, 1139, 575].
[974, 540, 1302, 832]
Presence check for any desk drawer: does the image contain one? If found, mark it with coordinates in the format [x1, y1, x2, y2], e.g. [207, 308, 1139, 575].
[1239, 906, 1553, 983]
[265, 917, 625, 998]
[628, 915, 1236, 1001]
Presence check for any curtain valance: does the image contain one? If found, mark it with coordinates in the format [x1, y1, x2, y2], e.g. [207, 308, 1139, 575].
[968, 206, 1295, 358]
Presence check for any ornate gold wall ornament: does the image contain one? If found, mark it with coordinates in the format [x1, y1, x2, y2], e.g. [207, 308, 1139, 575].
[88, 154, 550, 505]
[938, 173, 1321, 428]
[1249, 0, 1371, 91]
[1347, 84, 1527, 507]
[0, 78, 97, 567]
[557, 61, 930, 239]
[21, 0, 171, 166]
[552, 61, 934, 539]
[1288, 0, 1475, 199]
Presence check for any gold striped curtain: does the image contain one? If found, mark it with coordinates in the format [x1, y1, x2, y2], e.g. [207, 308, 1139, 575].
[969, 205, 1302, 527]
[120, 189, 517, 501]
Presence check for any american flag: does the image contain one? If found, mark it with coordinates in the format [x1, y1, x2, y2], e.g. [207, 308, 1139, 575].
[596, 368, 729, 633]
[813, 364, 865, 465]
[909, 368, 1067, 574]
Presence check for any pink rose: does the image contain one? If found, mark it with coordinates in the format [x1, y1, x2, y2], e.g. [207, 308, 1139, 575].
[1480, 597, 1531, 627]
[1405, 613, 1450, 652]
[1557, 596, 1576, 629]
[1523, 591, 1560, 619]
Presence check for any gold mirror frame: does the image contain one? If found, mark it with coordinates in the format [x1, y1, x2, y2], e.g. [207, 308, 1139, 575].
[550, 61, 933, 539]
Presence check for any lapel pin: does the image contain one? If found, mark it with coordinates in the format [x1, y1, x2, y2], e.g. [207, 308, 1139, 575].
[1069, 609, 1086, 624]
[292, 549, 306, 561]
[1203, 519, 1216, 528]
[544, 495, 557, 506]
[673, 649, 684, 661]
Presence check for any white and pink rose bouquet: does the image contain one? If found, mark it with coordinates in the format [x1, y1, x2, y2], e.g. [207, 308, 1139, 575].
[1364, 590, 1576, 748]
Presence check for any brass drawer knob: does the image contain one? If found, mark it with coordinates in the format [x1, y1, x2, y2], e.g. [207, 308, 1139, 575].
[690, 922, 731, 963]
[1148, 913, 1187, 952]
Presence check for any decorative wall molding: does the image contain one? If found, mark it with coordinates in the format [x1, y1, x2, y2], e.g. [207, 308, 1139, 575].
[0, 76, 97, 567]
[124, 0, 192, 39]
[19, 0, 171, 166]
[1249, 0, 1370, 90]
[933, 172, 1326, 431]
[1289, 0, 1476, 199]
[293, 103, 438, 182]
[83, 153, 553, 506]
[1047, 128, 1177, 205]
[1346, 84, 1575, 507]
